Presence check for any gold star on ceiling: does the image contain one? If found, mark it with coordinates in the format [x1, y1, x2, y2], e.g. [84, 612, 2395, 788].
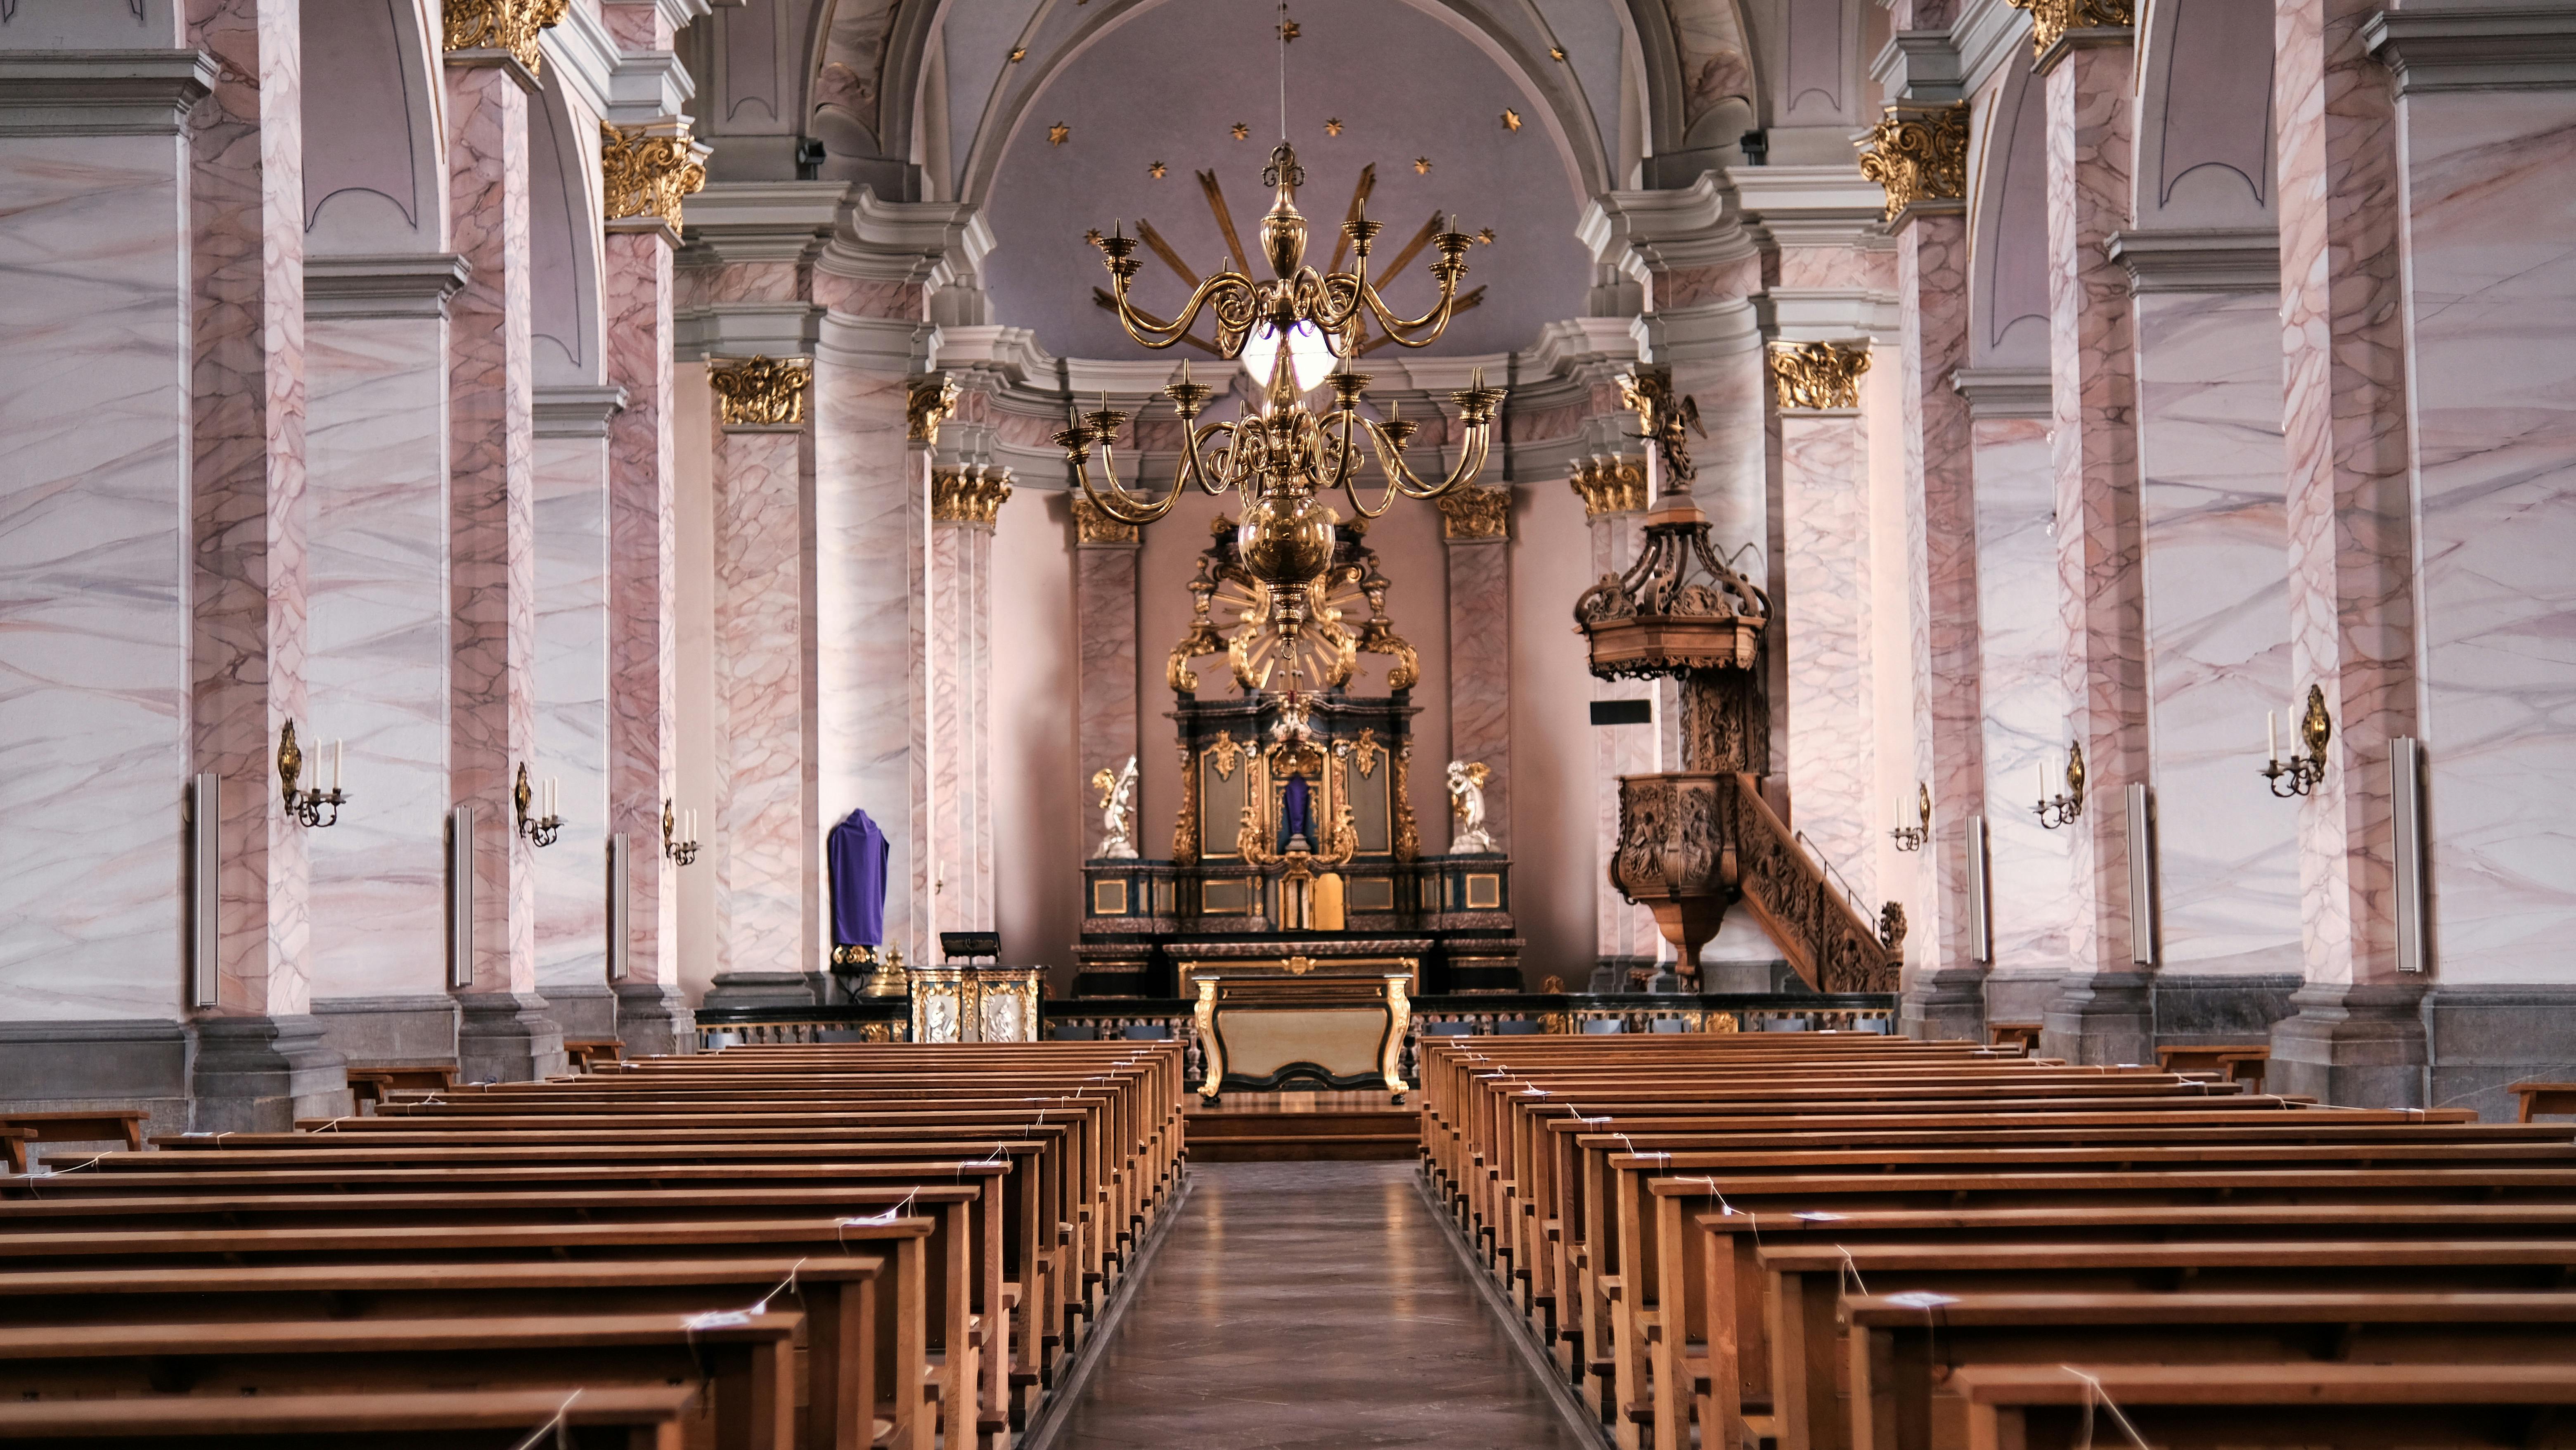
[1279, 16, 1299, 41]
[1501, 108, 1522, 132]
[1413, 156, 1432, 175]
[1231, 122, 1249, 140]
[1323, 117, 1344, 137]
[1550, 44, 1567, 60]
[1148, 160, 1167, 178]
[1008, 45, 1026, 62]
[1048, 121, 1070, 146]
[1084, 228, 1103, 248]
[1477, 227, 1495, 244]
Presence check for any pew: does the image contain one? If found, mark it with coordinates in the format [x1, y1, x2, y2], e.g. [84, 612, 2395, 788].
[1940, 1362, 2576, 1449]
[0, 1384, 701, 1449]
[0, 1110, 145, 1171]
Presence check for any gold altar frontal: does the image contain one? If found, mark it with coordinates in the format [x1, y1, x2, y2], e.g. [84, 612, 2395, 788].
[1188, 955, 1414, 1101]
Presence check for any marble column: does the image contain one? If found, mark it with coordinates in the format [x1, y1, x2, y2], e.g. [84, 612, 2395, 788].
[928, 466, 1009, 942]
[185, 0, 348, 1126]
[2265, 0, 2424, 1103]
[1773, 367, 1877, 906]
[2038, 28, 2155, 1066]
[304, 255, 468, 1067]
[1072, 495, 1143, 862]
[0, 35, 208, 1130]
[1571, 458, 1663, 983]
[709, 358, 816, 985]
[1437, 483, 1512, 853]
[533, 384, 624, 1042]
[445, 47, 563, 1082]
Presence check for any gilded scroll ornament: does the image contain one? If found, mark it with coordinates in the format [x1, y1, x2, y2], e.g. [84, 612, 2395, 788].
[1856, 103, 1969, 223]
[1172, 742, 1201, 866]
[1433, 483, 1511, 540]
[1350, 727, 1383, 779]
[1391, 740, 1420, 862]
[1766, 341, 1872, 411]
[707, 355, 812, 427]
[1070, 493, 1140, 545]
[443, 0, 568, 73]
[906, 374, 961, 444]
[2007, 0, 2136, 56]
[930, 466, 1013, 526]
[1208, 731, 1245, 781]
[600, 122, 708, 230]
[1569, 455, 1647, 518]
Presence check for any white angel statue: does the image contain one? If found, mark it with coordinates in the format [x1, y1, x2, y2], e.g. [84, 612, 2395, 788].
[1446, 759, 1496, 854]
[1091, 755, 1140, 859]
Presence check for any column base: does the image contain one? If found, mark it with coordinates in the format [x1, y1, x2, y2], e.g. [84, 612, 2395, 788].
[308, 995, 460, 1069]
[2267, 982, 2428, 1108]
[191, 1014, 351, 1132]
[0, 1018, 193, 1142]
[453, 993, 568, 1084]
[702, 971, 826, 1009]
[541, 983, 620, 1041]
[613, 980, 696, 1057]
[2421, 985, 2576, 1121]
[1901, 967, 1986, 1043]
[1982, 969, 2064, 1029]
[2040, 970, 2156, 1066]
[2151, 973, 2302, 1046]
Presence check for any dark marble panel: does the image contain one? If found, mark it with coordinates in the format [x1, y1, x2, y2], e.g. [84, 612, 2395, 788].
[1052, 1161, 1589, 1449]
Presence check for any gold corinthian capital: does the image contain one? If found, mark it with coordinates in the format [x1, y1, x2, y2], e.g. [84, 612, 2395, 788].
[930, 466, 1013, 527]
[1766, 341, 1873, 411]
[708, 356, 812, 427]
[2007, 0, 2136, 57]
[1856, 103, 1969, 224]
[1568, 455, 1647, 518]
[443, 0, 568, 74]
[601, 122, 708, 231]
[1433, 483, 1511, 540]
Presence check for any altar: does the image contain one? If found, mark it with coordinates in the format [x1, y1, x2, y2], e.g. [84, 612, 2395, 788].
[1186, 948, 1416, 1100]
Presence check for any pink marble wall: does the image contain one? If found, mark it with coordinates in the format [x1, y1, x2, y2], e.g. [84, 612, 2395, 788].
[1781, 410, 1877, 903]
[1901, 214, 1987, 977]
[2274, 0, 2414, 986]
[2047, 40, 2147, 975]
[604, 229, 680, 989]
[308, 316, 452, 998]
[191, 0, 311, 1017]
[992, 495, 1080, 977]
[0, 120, 196, 1020]
[1585, 502, 1663, 964]
[1513, 480, 1614, 982]
[1074, 524, 1142, 862]
[2397, 87, 2576, 986]
[1970, 418, 2076, 970]
[533, 431, 610, 995]
[713, 423, 813, 974]
[928, 505, 999, 938]
[1445, 533, 1512, 851]
[446, 62, 536, 996]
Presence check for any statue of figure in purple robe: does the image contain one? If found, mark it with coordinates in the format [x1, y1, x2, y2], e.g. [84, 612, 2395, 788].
[1279, 772, 1314, 853]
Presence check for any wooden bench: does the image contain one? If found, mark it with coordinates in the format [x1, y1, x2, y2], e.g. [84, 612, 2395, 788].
[346, 1065, 460, 1113]
[0, 1384, 700, 1449]
[2156, 1042, 2269, 1090]
[1986, 1023, 2041, 1052]
[564, 1038, 627, 1070]
[0, 1109, 145, 1171]
[1941, 1362, 2576, 1449]
[2512, 1080, 2576, 1121]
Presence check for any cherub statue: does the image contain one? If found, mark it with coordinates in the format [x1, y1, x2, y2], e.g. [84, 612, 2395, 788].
[1090, 755, 1139, 859]
[1446, 759, 1496, 854]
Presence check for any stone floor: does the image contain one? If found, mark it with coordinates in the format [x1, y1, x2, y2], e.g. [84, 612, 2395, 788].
[1050, 1160, 1589, 1449]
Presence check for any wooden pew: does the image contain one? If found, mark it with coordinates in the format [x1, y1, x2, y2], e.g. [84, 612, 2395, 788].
[1940, 1362, 2576, 1449]
[0, 1311, 799, 1450]
[1847, 1290, 2576, 1450]
[0, 1384, 701, 1449]
[0, 1109, 145, 1170]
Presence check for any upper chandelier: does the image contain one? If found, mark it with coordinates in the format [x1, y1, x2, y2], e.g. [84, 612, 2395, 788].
[1063, 137, 1506, 671]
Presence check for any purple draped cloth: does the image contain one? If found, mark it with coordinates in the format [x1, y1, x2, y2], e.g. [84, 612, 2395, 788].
[827, 808, 889, 946]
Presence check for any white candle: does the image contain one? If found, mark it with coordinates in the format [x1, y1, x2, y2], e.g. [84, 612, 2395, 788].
[331, 739, 343, 793]
[686, 809, 697, 842]
[2266, 709, 2277, 762]
[545, 777, 557, 818]
[2035, 759, 2047, 803]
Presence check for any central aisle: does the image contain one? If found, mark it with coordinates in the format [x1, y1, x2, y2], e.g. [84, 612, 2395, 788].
[1050, 1161, 1589, 1448]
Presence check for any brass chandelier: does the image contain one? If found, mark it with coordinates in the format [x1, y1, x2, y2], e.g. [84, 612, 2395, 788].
[1064, 56, 1505, 681]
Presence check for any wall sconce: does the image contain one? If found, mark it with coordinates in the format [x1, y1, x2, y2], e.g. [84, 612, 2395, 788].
[2262, 684, 2332, 798]
[1889, 782, 1930, 852]
[277, 721, 347, 828]
[514, 763, 562, 847]
[2033, 742, 2085, 830]
[663, 797, 700, 866]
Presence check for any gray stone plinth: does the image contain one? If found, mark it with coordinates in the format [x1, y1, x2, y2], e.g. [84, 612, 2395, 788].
[2268, 982, 2429, 1109]
[2152, 973, 2301, 1046]
[1982, 969, 2063, 1030]
[702, 971, 826, 1009]
[542, 984, 620, 1041]
[1901, 967, 1987, 1043]
[2424, 986, 2576, 1121]
[613, 980, 696, 1057]
[191, 1014, 350, 1132]
[453, 993, 568, 1084]
[309, 995, 459, 1068]
[0, 1017, 193, 1142]
[2040, 970, 2156, 1066]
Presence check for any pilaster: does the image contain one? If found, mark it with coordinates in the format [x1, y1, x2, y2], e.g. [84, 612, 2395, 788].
[532, 382, 624, 1040]
[1769, 345, 1877, 908]
[1572, 458, 1664, 979]
[1071, 495, 1144, 862]
[1435, 483, 1513, 853]
[927, 464, 1010, 941]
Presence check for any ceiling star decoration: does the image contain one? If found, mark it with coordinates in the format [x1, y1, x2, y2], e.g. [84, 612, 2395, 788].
[1501, 108, 1522, 132]
[1076, 139, 1503, 675]
[1324, 117, 1344, 136]
[1048, 121, 1070, 146]
[1476, 227, 1495, 244]
[1413, 156, 1432, 174]
[1084, 227, 1104, 248]
[1008, 45, 1025, 62]
[1278, 15, 1299, 41]
[1549, 44, 1567, 60]
[1149, 161, 1167, 179]
[1231, 122, 1250, 140]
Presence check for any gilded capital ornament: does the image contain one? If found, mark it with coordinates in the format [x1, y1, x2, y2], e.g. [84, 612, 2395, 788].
[1434, 483, 1511, 540]
[1568, 455, 1647, 518]
[931, 465, 1013, 526]
[443, 0, 568, 74]
[2008, 0, 2136, 57]
[1069, 493, 1140, 545]
[1766, 341, 1872, 411]
[907, 374, 961, 444]
[601, 122, 707, 231]
[1856, 103, 1969, 223]
[707, 355, 811, 427]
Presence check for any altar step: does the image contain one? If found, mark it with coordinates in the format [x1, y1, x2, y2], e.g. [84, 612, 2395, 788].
[1184, 1098, 1421, 1162]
